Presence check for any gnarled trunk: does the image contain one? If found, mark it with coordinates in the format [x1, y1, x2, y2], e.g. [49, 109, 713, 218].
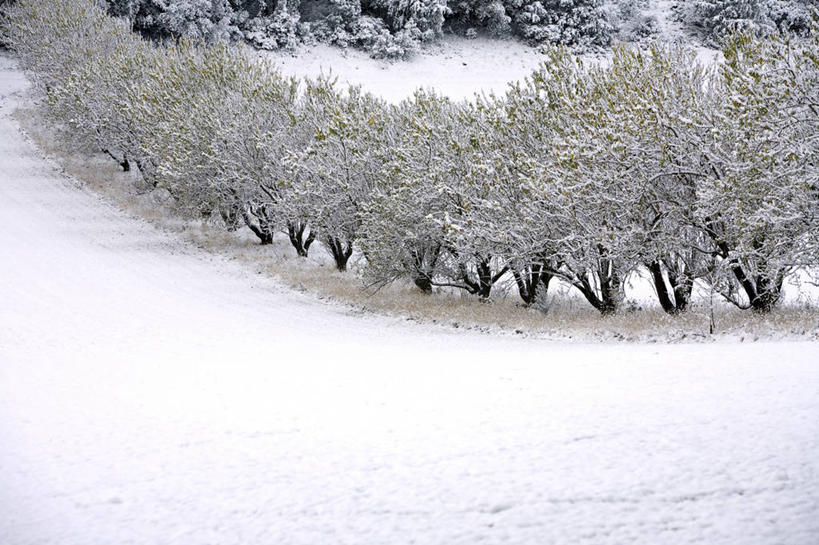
[511, 261, 553, 307]
[242, 204, 276, 245]
[648, 260, 693, 315]
[568, 249, 622, 315]
[410, 243, 441, 293]
[326, 236, 354, 271]
[459, 257, 508, 299]
[287, 221, 315, 257]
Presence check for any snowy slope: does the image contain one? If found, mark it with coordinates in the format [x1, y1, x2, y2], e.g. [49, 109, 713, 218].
[2, 52, 819, 545]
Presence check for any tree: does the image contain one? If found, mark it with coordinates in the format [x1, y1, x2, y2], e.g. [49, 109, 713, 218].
[691, 29, 819, 312]
[584, 44, 718, 314]
[293, 78, 390, 270]
[506, 0, 613, 47]
[361, 89, 511, 297]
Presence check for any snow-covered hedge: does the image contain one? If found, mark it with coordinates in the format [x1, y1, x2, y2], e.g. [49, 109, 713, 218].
[3, 0, 818, 314]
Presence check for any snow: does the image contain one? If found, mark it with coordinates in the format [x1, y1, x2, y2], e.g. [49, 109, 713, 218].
[262, 2, 721, 104]
[261, 36, 551, 102]
[2, 49, 819, 545]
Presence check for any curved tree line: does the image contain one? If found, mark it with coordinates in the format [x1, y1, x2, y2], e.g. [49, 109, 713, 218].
[2, 0, 817, 314]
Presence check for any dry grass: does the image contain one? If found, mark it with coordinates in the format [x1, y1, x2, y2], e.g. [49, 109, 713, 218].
[15, 102, 819, 344]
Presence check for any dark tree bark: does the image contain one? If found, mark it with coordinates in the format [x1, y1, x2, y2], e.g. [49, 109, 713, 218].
[414, 275, 433, 293]
[647, 260, 692, 314]
[241, 204, 276, 245]
[648, 261, 675, 313]
[102, 148, 130, 172]
[666, 260, 693, 313]
[410, 243, 441, 293]
[459, 257, 508, 299]
[326, 236, 354, 271]
[512, 261, 554, 307]
[704, 219, 785, 313]
[564, 249, 622, 315]
[287, 221, 315, 257]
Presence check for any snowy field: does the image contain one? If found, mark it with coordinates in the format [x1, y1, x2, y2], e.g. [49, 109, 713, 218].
[2, 46, 819, 545]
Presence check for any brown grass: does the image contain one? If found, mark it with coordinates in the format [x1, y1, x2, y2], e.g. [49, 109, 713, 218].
[15, 102, 819, 344]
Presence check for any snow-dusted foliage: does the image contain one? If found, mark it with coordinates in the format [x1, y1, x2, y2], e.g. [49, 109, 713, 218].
[680, 0, 816, 40]
[362, 0, 446, 38]
[361, 91, 511, 296]
[4, 0, 818, 314]
[694, 30, 819, 311]
[506, 0, 614, 46]
[291, 79, 390, 269]
[446, 0, 511, 36]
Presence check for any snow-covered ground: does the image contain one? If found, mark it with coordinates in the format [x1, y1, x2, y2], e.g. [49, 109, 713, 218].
[2, 47, 819, 545]
[262, 36, 549, 102]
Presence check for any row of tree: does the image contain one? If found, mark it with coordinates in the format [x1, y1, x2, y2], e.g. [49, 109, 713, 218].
[3, 0, 817, 314]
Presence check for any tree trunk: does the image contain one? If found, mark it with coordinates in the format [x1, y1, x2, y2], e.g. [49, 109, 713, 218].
[326, 236, 353, 271]
[410, 243, 441, 294]
[241, 205, 275, 245]
[102, 148, 130, 172]
[459, 257, 508, 299]
[413, 275, 433, 293]
[665, 260, 693, 313]
[512, 262, 553, 307]
[287, 221, 315, 257]
[570, 253, 621, 315]
[648, 261, 676, 314]
[648, 259, 692, 315]
[749, 269, 785, 313]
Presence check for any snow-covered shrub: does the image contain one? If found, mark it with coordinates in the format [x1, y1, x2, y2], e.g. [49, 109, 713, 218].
[362, 0, 446, 39]
[242, 8, 301, 50]
[105, 0, 243, 42]
[156, 0, 243, 42]
[689, 0, 771, 36]
[767, 0, 815, 36]
[581, 44, 717, 314]
[352, 14, 421, 58]
[615, 0, 645, 19]
[682, 0, 815, 40]
[446, 0, 511, 36]
[508, 47, 629, 313]
[360, 91, 456, 292]
[611, 0, 657, 41]
[505, 0, 614, 46]
[126, 41, 301, 244]
[44, 28, 159, 175]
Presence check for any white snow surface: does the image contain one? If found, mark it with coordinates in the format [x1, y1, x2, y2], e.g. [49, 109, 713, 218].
[1, 54, 819, 545]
